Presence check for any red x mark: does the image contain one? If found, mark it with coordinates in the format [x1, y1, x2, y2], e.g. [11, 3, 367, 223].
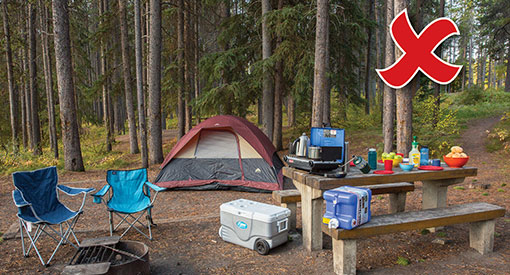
[376, 9, 462, 89]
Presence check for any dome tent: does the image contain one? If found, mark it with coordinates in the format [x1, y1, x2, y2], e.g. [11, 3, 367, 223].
[154, 115, 284, 192]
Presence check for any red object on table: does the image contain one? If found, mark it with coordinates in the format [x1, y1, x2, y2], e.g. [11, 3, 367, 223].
[418, 165, 444, 171]
[384, 159, 393, 171]
[396, 153, 404, 157]
[377, 160, 383, 163]
[443, 156, 469, 168]
[374, 170, 394, 174]
[350, 161, 355, 166]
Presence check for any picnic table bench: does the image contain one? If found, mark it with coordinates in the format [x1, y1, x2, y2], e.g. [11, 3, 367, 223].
[282, 166, 478, 251]
[322, 202, 505, 275]
[272, 182, 415, 231]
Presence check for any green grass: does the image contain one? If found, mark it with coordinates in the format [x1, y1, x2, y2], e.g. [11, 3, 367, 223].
[502, 183, 507, 187]
[420, 229, 430, 235]
[453, 186, 465, 190]
[377, 195, 384, 200]
[396, 256, 410, 266]
[436, 232, 447, 238]
[0, 124, 135, 175]
[497, 188, 505, 192]
[482, 192, 489, 196]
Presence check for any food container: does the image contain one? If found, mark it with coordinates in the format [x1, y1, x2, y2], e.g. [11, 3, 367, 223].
[399, 163, 414, 171]
[308, 146, 321, 160]
[443, 156, 469, 168]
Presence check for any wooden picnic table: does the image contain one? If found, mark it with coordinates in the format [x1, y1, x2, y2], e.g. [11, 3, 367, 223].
[282, 165, 478, 251]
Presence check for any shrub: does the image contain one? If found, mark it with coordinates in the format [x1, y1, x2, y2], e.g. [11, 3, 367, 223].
[458, 86, 485, 105]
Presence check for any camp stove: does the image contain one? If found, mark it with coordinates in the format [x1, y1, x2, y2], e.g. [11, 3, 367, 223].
[285, 127, 349, 174]
[62, 236, 149, 275]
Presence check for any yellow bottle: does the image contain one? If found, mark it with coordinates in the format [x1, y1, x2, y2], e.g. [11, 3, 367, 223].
[409, 136, 420, 167]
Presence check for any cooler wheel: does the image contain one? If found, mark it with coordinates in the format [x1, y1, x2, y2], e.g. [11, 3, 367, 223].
[255, 238, 270, 255]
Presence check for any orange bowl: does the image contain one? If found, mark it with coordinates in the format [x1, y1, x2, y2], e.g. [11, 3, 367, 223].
[443, 156, 469, 168]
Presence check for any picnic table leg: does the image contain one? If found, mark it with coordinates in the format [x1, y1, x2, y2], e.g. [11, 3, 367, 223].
[422, 178, 465, 231]
[294, 180, 323, 251]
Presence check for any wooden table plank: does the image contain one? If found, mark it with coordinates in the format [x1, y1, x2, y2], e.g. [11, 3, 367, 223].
[323, 202, 505, 240]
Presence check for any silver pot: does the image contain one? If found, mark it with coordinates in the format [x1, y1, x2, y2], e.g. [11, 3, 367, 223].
[308, 146, 321, 160]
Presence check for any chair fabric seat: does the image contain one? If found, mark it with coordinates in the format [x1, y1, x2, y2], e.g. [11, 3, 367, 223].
[107, 197, 152, 214]
[18, 204, 79, 225]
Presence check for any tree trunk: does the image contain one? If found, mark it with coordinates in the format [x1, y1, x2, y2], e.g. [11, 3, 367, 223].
[119, 0, 139, 154]
[177, 0, 185, 138]
[383, 0, 395, 153]
[2, 1, 19, 151]
[38, 0, 58, 158]
[184, 2, 192, 133]
[468, 37, 473, 88]
[148, 0, 163, 164]
[262, 0, 274, 139]
[487, 57, 492, 89]
[19, 53, 28, 149]
[99, 0, 112, 151]
[29, 3, 42, 155]
[273, 0, 284, 150]
[193, 0, 200, 124]
[287, 95, 295, 127]
[394, 0, 411, 155]
[506, 54, 510, 93]
[52, 0, 85, 171]
[312, 0, 329, 127]
[135, 0, 148, 168]
[364, 0, 374, 115]
[23, 40, 32, 149]
[432, 0, 445, 126]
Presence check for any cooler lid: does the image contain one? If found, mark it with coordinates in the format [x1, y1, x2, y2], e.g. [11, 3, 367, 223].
[220, 199, 290, 223]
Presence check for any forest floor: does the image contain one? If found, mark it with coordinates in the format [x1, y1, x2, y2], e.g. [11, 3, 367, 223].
[0, 117, 509, 274]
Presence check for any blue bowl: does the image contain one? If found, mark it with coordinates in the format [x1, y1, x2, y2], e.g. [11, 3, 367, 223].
[399, 163, 414, 171]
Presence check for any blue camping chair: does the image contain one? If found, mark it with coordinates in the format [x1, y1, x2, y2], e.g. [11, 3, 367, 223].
[12, 166, 94, 266]
[92, 168, 165, 240]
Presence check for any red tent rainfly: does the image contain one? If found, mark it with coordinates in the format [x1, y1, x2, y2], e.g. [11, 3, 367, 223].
[155, 115, 284, 192]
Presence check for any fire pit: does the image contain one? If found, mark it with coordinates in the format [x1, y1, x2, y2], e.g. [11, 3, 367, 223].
[62, 236, 149, 275]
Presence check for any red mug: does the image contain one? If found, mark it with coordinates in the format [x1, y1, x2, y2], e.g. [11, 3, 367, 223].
[384, 159, 393, 171]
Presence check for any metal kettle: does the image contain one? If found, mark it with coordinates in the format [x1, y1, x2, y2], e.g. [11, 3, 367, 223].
[291, 133, 308, 157]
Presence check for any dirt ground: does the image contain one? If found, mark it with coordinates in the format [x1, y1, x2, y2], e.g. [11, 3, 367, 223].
[0, 117, 509, 274]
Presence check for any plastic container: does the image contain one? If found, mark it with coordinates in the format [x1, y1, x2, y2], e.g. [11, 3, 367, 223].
[368, 148, 377, 170]
[219, 199, 290, 255]
[420, 146, 429, 166]
[323, 186, 372, 230]
[409, 136, 421, 167]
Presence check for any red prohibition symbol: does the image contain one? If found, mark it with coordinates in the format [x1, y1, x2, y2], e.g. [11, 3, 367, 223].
[376, 9, 462, 89]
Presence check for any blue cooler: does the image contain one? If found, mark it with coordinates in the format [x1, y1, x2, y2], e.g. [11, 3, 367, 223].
[323, 186, 371, 230]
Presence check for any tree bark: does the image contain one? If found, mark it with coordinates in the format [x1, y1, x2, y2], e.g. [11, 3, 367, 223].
[432, 0, 445, 126]
[177, 0, 185, 138]
[2, 1, 19, 151]
[193, 0, 200, 124]
[184, 2, 192, 133]
[135, 0, 148, 168]
[119, 0, 139, 154]
[148, 0, 163, 164]
[22, 35, 32, 149]
[19, 50, 28, 149]
[364, 0, 374, 115]
[383, 0, 395, 153]
[287, 95, 295, 127]
[99, 0, 112, 151]
[262, 0, 274, 139]
[394, 0, 412, 155]
[29, 3, 42, 155]
[38, 0, 58, 158]
[468, 37, 473, 88]
[52, 0, 85, 171]
[312, 0, 329, 127]
[506, 54, 510, 93]
[273, 0, 284, 150]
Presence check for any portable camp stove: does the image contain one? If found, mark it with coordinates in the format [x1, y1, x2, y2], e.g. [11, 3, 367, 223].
[62, 236, 149, 275]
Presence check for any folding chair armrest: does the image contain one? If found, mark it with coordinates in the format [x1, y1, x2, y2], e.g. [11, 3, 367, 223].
[57, 185, 95, 196]
[12, 189, 31, 207]
[145, 182, 166, 193]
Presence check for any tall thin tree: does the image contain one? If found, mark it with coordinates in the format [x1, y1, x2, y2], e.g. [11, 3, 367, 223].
[148, 0, 163, 164]
[28, 2, 42, 155]
[261, 0, 274, 139]
[177, 0, 185, 138]
[364, 0, 374, 115]
[273, 0, 284, 150]
[52, 0, 85, 171]
[312, 0, 329, 127]
[383, 0, 395, 153]
[38, 0, 58, 158]
[2, 0, 19, 151]
[119, 0, 140, 154]
[135, 0, 148, 167]
[99, 0, 112, 151]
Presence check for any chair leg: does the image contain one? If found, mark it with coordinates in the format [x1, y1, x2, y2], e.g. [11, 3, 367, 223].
[20, 221, 46, 266]
[109, 212, 114, 236]
[147, 216, 152, 240]
[19, 219, 26, 257]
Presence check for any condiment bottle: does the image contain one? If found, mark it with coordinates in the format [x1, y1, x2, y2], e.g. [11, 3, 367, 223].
[408, 136, 421, 167]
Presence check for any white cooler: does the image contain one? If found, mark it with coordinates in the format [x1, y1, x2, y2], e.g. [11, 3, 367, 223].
[219, 199, 290, 255]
